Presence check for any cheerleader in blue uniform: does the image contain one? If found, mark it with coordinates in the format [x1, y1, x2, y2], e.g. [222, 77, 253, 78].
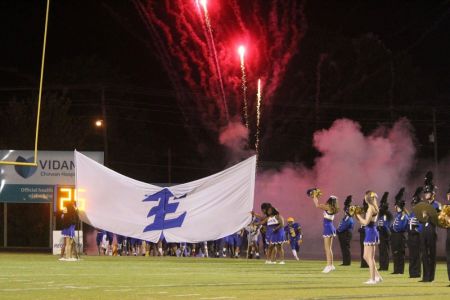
[60, 202, 77, 261]
[355, 191, 382, 284]
[254, 204, 286, 264]
[311, 191, 338, 273]
[265, 206, 287, 264]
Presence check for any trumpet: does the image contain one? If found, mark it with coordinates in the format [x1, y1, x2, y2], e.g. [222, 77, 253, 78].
[307, 188, 322, 198]
[348, 205, 364, 216]
[437, 205, 450, 229]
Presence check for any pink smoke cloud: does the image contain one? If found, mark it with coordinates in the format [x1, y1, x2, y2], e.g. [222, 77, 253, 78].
[218, 120, 253, 163]
[255, 118, 416, 258]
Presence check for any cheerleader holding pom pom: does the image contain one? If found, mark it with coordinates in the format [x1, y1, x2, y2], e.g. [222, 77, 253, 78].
[356, 191, 383, 284]
[308, 188, 338, 273]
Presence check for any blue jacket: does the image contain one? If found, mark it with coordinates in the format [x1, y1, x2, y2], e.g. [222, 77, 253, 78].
[391, 211, 409, 233]
[408, 212, 423, 233]
[336, 215, 354, 233]
[377, 214, 391, 235]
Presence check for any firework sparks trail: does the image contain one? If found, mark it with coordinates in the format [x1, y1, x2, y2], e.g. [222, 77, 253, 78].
[135, 0, 307, 131]
[199, 0, 229, 120]
[238, 45, 248, 128]
[255, 78, 262, 158]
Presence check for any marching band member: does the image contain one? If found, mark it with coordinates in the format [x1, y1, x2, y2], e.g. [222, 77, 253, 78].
[311, 190, 338, 273]
[390, 188, 409, 275]
[337, 196, 354, 266]
[408, 187, 423, 278]
[420, 171, 441, 283]
[355, 191, 382, 284]
[285, 217, 303, 261]
[377, 192, 392, 271]
[359, 200, 369, 268]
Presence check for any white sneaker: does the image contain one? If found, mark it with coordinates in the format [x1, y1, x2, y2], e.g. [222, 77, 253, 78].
[322, 266, 332, 273]
[330, 265, 336, 271]
[58, 257, 67, 261]
[265, 260, 270, 264]
[364, 279, 377, 285]
[278, 261, 285, 265]
[375, 276, 383, 282]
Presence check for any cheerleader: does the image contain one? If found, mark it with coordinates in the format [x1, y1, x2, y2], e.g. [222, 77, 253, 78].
[355, 191, 382, 284]
[312, 192, 338, 273]
[59, 202, 78, 261]
[266, 206, 286, 264]
[254, 203, 286, 264]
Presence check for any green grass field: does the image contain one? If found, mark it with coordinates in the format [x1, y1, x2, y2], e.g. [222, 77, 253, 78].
[0, 254, 449, 300]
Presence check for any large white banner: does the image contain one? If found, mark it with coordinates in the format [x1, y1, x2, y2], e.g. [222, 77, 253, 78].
[75, 151, 256, 243]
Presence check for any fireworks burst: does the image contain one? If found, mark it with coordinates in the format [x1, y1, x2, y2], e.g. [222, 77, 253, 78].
[238, 45, 248, 128]
[134, 0, 307, 132]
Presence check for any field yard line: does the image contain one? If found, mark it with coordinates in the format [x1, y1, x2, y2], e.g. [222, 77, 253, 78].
[172, 294, 201, 297]
[199, 297, 236, 300]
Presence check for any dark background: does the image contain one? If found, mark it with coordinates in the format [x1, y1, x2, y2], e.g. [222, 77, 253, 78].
[0, 0, 449, 184]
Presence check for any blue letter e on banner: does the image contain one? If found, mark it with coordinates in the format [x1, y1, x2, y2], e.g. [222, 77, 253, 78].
[143, 188, 187, 232]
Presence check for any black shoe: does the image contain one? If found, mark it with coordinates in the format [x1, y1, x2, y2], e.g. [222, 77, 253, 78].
[340, 263, 350, 266]
[378, 268, 388, 271]
[409, 275, 420, 278]
[419, 280, 430, 282]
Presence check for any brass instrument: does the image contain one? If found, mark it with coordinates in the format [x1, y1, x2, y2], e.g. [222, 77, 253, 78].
[437, 205, 450, 228]
[412, 202, 438, 226]
[307, 188, 322, 198]
[348, 205, 364, 216]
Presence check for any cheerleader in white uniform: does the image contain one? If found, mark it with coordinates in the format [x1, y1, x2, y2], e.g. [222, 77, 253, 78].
[312, 192, 338, 273]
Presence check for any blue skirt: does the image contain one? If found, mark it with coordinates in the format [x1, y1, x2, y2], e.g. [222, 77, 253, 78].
[323, 219, 336, 238]
[62, 225, 75, 238]
[364, 224, 380, 245]
[266, 225, 287, 244]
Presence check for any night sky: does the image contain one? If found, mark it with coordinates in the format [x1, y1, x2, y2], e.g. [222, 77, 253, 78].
[0, 0, 449, 183]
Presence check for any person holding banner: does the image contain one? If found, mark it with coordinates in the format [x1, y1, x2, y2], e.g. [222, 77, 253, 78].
[309, 189, 338, 273]
[253, 203, 286, 264]
[59, 202, 78, 261]
[265, 206, 287, 264]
